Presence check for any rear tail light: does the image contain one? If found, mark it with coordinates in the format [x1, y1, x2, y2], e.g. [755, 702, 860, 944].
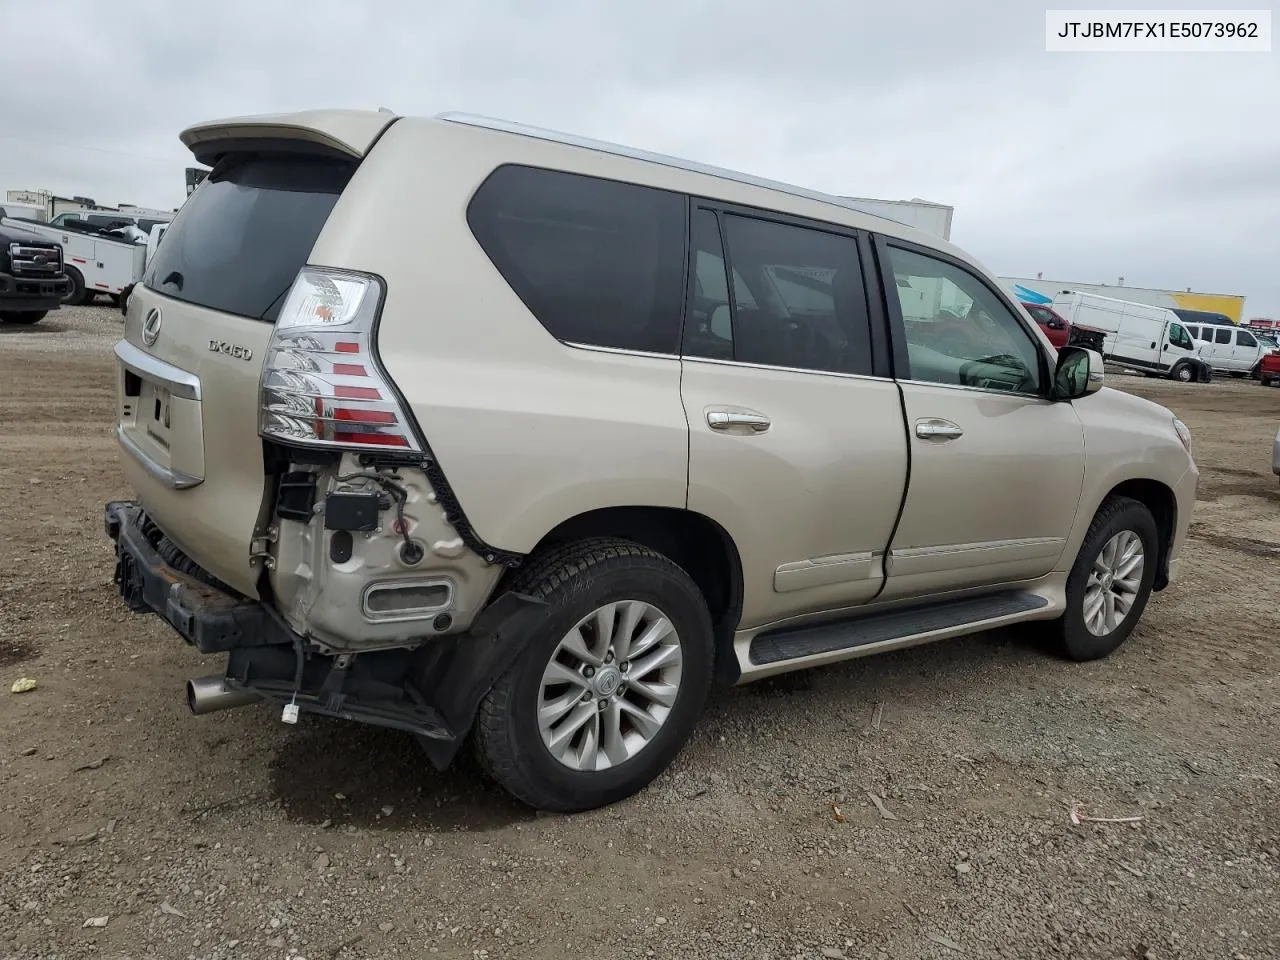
[259, 267, 421, 452]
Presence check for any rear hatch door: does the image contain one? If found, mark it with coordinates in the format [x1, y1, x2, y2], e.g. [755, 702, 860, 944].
[115, 111, 395, 596]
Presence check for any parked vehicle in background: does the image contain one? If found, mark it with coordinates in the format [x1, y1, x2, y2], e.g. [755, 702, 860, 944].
[49, 209, 173, 235]
[1171, 307, 1235, 329]
[1273, 426, 1280, 482]
[1182, 322, 1269, 378]
[1051, 291, 1209, 382]
[0, 203, 45, 222]
[0, 213, 163, 306]
[1021, 301, 1070, 348]
[104, 108, 1199, 812]
[1257, 347, 1280, 386]
[0, 220, 70, 324]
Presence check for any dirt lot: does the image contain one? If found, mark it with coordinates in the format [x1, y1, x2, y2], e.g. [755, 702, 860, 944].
[2, 306, 1278, 960]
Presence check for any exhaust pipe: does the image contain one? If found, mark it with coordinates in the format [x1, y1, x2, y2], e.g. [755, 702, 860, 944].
[186, 676, 260, 716]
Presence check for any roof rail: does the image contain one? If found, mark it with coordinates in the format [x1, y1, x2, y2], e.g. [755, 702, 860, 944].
[434, 111, 917, 232]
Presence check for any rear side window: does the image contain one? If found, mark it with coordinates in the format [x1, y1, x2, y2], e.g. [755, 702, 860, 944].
[1215, 327, 1233, 344]
[466, 165, 687, 354]
[145, 154, 354, 322]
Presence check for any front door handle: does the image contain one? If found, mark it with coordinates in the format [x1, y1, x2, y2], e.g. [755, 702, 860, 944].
[707, 410, 771, 433]
[915, 418, 964, 441]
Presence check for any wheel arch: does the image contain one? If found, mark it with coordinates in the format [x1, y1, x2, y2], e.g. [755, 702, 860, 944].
[1103, 478, 1177, 591]
[510, 506, 745, 679]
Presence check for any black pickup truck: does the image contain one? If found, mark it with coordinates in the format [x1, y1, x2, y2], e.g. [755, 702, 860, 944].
[0, 218, 71, 325]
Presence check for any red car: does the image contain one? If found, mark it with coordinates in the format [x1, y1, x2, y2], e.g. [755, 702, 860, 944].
[1021, 302, 1071, 349]
[1259, 347, 1280, 386]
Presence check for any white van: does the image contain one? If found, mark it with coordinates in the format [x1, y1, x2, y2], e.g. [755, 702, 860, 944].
[1180, 321, 1269, 378]
[1050, 291, 1206, 382]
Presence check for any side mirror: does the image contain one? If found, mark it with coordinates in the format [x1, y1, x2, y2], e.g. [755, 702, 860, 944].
[1051, 346, 1104, 400]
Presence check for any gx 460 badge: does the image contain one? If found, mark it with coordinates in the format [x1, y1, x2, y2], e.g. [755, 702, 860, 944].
[208, 339, 254, 362]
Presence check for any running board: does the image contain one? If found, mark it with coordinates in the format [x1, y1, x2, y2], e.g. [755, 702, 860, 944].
[748, 590, 1049, 666]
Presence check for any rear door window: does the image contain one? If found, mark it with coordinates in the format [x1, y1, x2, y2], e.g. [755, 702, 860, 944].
[466, 165, 687, 354]
[1215, 327, 1233, 345]
[145, 154, 355, 322]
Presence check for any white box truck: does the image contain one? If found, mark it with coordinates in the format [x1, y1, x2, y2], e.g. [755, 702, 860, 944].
[1050, 290, 1209, 382]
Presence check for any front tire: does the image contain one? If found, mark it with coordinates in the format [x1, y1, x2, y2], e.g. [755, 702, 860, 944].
[1170, 361, 1194, 383]
[61, 266, 88, 306]
[1050, 496, 1159, 662]
[473, 538, 715, 812]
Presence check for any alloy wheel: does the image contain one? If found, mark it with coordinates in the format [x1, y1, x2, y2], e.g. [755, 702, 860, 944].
[537, 600, 683, 772]
[1083, 530, 1145, 636]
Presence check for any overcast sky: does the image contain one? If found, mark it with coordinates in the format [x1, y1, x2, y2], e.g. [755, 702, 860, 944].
[3, 0, 1277, 316]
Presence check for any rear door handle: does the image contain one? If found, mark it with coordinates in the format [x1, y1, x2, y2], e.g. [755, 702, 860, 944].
[707, 410, 771, 433]
[915, 418, 964, 441]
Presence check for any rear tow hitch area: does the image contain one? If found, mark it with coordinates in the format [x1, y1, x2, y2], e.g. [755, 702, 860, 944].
[216, 590, 549, 768]
[105, 500, 550, 769]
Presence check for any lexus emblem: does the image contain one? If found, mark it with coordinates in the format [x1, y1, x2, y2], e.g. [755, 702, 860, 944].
[141, 307, 162, 347]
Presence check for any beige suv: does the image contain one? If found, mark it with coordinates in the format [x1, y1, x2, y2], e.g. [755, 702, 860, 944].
[105, 109, 1198, 812]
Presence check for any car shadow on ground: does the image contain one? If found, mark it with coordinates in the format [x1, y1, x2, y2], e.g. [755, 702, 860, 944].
[268, 715, 537, 832]
[0, 320, 70, 335]
[264, 626, 1045, 831]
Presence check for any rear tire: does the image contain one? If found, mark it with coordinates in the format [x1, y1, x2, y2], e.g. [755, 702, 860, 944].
[472, 537, 715, 812]
[1048, 496, 1159, 662]
[0, 310, 46, 324]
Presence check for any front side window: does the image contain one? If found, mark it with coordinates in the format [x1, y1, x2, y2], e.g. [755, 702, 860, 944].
[467, 165, 687, 354]
[887, 245, 1042, 393]
[1215, 327, 1233, 345]
[1237, 329, 1258, 348]
[682, 209, 871, 375]
[1169, 323, 1194, 350]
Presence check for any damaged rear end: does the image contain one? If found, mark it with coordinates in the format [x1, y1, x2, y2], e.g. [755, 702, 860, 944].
[105, 110, 543, 766]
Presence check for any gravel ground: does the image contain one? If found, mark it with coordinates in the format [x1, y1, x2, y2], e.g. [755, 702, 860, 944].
[2, 305, 1278, 960]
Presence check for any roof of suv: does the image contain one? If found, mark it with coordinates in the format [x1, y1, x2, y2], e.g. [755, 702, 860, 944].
[178, 108, 963, 262]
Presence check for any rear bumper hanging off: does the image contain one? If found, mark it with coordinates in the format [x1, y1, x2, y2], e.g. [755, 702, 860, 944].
[104, 500, 548, 768]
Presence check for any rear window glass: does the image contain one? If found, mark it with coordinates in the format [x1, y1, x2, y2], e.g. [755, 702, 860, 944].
[145, 154, 354, 322]
[466, 164, 687, 354]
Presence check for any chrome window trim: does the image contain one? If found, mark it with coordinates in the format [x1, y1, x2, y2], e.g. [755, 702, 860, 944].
[563, 340, 893, 384]
[436, 112, 922, 234]
[896, 377, 1051, 402]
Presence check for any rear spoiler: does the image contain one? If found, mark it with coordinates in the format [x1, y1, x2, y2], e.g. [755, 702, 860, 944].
[180, 109, 399, 167]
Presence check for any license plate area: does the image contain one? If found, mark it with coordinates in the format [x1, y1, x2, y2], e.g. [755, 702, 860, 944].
[116, 356, 207, 487]
[145, 382, 172, 447]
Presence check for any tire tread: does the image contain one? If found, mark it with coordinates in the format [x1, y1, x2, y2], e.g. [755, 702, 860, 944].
[473, 537, 711, 812]
[1050, 494, 1157, 661]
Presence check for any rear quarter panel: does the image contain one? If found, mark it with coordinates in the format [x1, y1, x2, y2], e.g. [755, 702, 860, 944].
[308, 120, 689, 553]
